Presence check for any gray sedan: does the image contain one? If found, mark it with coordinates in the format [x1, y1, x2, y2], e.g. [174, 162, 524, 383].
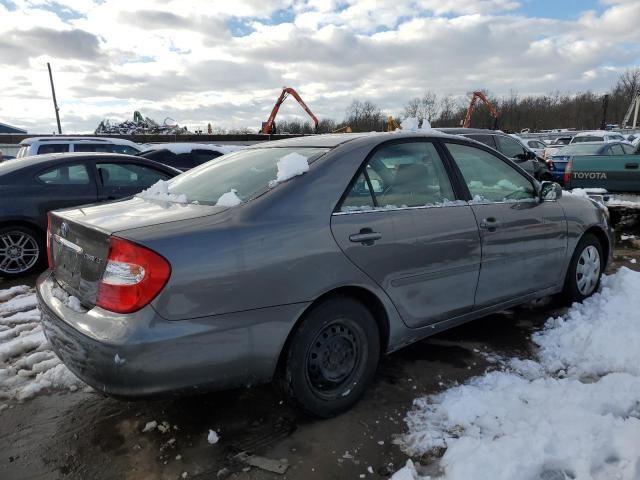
[37, 132, 613, 417]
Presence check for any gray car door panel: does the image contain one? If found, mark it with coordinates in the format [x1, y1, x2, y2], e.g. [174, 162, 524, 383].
[331, 207, 481, 328]
[444, 141, 568, 307]
[469, 201, 566, 306]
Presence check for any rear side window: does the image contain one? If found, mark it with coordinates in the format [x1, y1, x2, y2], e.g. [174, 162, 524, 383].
[609, 144, 625, 155]
[37, 164, 90, 185]
[340, 142, 455, 211]
[495, 135, 526, 158]
[445, 143, 535, 202]
[573, 136, 604, 143]
[37, 144, 70, 155]
[192, 149, 223, 166]
[97, 162, 170, 187]
[465, 135, 496, 149]
[74, 143, 114, 153]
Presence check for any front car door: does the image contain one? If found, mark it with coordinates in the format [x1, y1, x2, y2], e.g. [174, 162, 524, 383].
[442, 141, 567, 307]
[94, 160, 172, 200]
[331, 140, 481, 328]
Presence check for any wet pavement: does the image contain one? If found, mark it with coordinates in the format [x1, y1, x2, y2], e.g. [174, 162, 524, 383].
[2, 232, 640, 480]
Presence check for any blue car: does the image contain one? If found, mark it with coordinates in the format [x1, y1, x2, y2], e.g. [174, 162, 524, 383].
[549, 141, 636, 184]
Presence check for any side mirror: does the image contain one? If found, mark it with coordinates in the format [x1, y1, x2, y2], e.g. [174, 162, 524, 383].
[539, 181, 562, 202]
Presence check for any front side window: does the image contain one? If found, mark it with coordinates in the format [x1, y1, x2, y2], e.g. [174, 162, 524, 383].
[111, 145, 140, 155]
[37, 144, 70, 155]
[621, 144, 636, 154]
[37, 164, 90, 185]
[609, 144, 624, 155]
[97, 162, 169, 188]
[496, 135, 526, 158]
[74, 143, 113, 153]
[340, 142, 455, 212]
[445, 143, 536, 202]
[465, 135, 497, 149]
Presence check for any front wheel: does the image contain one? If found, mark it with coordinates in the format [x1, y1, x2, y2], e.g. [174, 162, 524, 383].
[281, 297, 380, 418]
[0, 225, 45, 278]
[561, 233, 603, 304]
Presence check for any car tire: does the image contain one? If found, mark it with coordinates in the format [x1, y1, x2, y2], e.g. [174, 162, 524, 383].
[281, 297, 380, 418]
[0, 225, 45, 278]
[560, 233, 603, 304]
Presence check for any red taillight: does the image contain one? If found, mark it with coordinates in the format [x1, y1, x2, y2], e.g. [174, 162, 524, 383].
[46, 213, 54, 269]
[564, 159, 573, 186]
[96, 237, 171, 314]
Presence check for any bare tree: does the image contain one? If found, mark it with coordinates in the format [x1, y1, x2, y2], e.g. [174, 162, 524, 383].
[345, 100, 384, 132]
[404, 91, 439, 124]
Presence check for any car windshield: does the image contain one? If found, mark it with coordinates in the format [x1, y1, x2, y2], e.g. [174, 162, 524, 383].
[166, 147, 330, 204]
[555, 144, 603, 155]
[572, 136, 604, 143]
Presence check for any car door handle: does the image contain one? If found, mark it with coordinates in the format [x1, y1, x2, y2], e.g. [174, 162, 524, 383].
[479, 218, 501, 231]
[625, 163, 638, 169]
[349, 229, 382, 245]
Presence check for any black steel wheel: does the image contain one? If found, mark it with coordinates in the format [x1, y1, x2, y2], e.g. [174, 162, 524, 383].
[282, 297, 380, 417]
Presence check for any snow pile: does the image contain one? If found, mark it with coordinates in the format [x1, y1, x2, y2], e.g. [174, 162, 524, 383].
[399, 117, 433, 132]
[0, 286, 84, 402]
[396, 268, 640, 480]
[271, 152, 310, 185]
[216, 189, 242, 207]
[137, 180, 188, 203]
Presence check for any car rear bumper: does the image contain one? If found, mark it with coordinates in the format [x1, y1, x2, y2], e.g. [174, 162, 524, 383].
[36, 271, 308, 398]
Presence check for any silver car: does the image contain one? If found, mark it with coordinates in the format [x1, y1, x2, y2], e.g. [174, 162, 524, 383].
[37, 132, 613, 417]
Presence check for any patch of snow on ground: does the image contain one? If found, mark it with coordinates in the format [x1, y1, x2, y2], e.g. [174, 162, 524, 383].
[137, 180, 188, 204]
[396, 267, 640, 480]
[0, 286, 84, 402]
[273, 152, 309, 184]
[215, 189, 242, 207]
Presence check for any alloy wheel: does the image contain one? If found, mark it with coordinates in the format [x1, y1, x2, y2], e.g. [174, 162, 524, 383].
[0, 231, 40, 274]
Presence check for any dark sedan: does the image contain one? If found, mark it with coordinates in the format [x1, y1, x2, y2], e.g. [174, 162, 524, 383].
[38, 133, 612, 417]
[0, 153, 180, 277]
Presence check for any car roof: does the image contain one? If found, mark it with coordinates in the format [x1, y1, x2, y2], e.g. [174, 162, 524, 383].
[19, 136, 140, 146]
[248, 131, 462, 149]
[435, 127, 505, 135]
[0, 152, 155, 175]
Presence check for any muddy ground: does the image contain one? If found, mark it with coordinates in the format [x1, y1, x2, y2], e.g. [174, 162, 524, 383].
[2, 231, 640, 480]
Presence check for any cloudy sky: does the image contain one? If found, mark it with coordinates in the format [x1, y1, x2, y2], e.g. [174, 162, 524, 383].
[1, 0, 639, 133]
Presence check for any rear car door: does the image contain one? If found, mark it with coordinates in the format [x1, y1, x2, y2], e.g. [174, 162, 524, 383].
[443, 141, 566, 307]
[331, 140, 481, 328]
[95, 160, 172, 200]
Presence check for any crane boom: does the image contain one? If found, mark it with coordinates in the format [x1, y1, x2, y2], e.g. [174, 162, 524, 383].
[261, 87, 319, 134]
[622, 89, 640, 128]
[463, 91, 499, 129]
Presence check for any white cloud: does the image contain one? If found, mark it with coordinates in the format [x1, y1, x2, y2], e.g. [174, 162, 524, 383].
[0, 0, 638, 133]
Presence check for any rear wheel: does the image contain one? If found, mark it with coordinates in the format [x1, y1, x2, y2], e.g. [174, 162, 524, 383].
[0, 226, 45, 278]
[560, 233, 603, 304]
[281, 297, 380, 418]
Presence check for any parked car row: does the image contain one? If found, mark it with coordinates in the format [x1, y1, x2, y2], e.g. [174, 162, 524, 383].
[37, 131, 612, 417]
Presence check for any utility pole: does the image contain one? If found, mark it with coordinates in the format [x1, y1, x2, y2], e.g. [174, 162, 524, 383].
[47, 62, 62, 134]
[600, 94, 609, 130]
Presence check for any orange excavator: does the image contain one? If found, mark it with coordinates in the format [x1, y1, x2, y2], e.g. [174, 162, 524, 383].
[462, 91, 499, 129]
[261, 87, 319, 134]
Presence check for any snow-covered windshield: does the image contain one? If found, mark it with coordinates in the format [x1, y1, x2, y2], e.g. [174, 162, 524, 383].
[555, 143, 603, 156]
[166, 147, 329, 205]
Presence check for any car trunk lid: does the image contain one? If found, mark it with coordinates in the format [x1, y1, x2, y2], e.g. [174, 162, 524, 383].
[49, 197, 227, 307]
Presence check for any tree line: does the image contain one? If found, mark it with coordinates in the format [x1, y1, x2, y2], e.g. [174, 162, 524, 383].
[262, 69, 640, 134]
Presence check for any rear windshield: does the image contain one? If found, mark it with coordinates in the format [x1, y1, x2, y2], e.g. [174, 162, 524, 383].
[555, 144, 603, 155]
[167, 147, 330, 204]
[572, 136, 604, 143]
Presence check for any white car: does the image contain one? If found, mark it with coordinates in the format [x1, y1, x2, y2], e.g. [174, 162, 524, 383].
[570, 130, 626, 144]
[16, 137, 142, 158]
[511, 135, 547, 157]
